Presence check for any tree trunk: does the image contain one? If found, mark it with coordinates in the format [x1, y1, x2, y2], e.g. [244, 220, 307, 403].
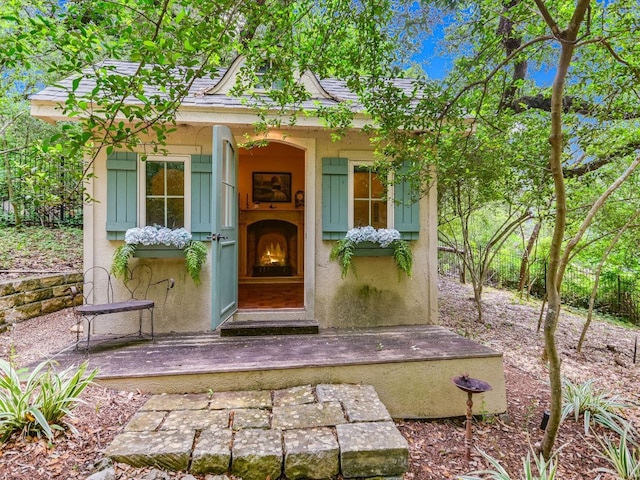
[536, 0, 591, 459]
[518, 221, 542, 293]
[2, 152, 21, 226]
[577, 210, 640, 352]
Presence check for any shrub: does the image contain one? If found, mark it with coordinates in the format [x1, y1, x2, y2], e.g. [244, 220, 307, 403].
[0, 359, 97, 442]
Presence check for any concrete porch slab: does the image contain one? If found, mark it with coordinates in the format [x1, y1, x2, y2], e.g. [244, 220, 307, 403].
[47, 325, 507, 418]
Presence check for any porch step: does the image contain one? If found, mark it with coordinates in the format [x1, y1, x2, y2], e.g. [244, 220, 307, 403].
[220, 319, 319, 337]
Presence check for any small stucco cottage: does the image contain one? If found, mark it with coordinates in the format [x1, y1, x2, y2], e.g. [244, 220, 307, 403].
[30, 56, 438, 335]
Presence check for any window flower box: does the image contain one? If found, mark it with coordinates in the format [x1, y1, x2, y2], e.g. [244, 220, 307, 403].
[132, 244, 186, 258]
[353, 241, 394, 257]
[112, 226, 208, 284]
[330, 226, 413, 279]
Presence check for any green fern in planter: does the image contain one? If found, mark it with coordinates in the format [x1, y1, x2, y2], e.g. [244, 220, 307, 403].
[392, 238, 413, 278]
[330, 238, 357, 279]
[112, 243, 137, 280]
[184, 240, 208, 285]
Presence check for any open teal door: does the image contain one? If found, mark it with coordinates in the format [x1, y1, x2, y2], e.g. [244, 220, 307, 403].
[211, 126, 238, 329]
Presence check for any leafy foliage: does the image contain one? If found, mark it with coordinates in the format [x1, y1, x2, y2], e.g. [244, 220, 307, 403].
[330, 238, 356, 279]
[183, 240, 208, 284]
[0, 359, 97, 443]
[111, 243, 137, 280]
[392, 237, 413, 279]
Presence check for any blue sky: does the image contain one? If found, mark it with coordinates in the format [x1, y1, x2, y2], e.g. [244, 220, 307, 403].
[410, 24, 557, 86]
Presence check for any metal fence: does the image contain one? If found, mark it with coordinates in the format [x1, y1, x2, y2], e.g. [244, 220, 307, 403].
[0, 149, 83, 227]
[438, 246, 640, 325]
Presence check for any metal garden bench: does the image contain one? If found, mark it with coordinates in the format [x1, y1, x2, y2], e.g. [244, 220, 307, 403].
[70, 265, 173, 350]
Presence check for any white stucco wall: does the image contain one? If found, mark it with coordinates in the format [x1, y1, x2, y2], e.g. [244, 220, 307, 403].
[86, 124, 438, 335]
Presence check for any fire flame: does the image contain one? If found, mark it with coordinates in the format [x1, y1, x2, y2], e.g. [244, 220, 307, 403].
[259, 242, 286, 266]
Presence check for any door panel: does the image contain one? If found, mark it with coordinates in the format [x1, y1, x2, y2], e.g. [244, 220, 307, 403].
[211, 126, 238, 328]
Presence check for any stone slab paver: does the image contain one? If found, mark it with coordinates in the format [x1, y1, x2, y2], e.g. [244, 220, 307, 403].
[124, 411, 167, 432]
[272, 401, 346, 429]
[161, 409, 229, 430]
[105, 384, 407, 479]
[273, 385, 315, 406]
[284, 427, 339, 480]
[231, 429, 282, 480]
[231, 408, 271, 430]
[105, 430, 194, 471]
[140, 393, 209, 411]
[317, 383, 392, 422]
[191, 428, 233, 475]
[209, 390, 272, 410]
[336, 421, 409, 478]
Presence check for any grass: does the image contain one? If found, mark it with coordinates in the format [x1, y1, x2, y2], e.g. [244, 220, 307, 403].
[0, 226, 82, 272]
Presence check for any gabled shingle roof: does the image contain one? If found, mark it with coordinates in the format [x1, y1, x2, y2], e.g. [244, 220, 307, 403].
[30, 60, 419, 114]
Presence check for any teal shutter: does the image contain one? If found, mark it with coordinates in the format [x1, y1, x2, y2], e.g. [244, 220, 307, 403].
[106, 152, 138, 240]
[393, 163, 420, 240]
[322, 157, 348, 240]
[191, 154, 212, 241]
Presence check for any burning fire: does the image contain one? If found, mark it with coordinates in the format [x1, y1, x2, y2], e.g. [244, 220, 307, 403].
[259, 242, 286, 266]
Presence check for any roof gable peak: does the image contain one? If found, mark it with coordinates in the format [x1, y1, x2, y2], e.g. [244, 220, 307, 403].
[205, 55, 335, 100]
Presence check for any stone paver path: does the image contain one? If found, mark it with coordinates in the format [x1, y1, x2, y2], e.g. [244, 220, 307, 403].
[105, 384, 408, 479]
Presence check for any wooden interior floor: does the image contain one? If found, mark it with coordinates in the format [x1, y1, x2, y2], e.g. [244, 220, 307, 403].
[238, 282, 304, 309]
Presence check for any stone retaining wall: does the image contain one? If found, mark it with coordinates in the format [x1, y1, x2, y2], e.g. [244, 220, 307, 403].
[0, 273, 82, 332]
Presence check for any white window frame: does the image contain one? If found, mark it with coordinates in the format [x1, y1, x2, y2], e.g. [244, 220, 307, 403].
[341, 150, 394, 229]
[138, 154, 191, 230]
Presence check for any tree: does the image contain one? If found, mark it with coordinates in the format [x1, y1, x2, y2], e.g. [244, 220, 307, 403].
[437, 116, 550, 321]
[419, 0, 640, 458]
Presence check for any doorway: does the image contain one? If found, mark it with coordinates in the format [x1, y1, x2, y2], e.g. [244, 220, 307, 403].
[237, 142, 305, 309]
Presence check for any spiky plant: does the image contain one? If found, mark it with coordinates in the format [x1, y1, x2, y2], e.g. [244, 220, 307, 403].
[0, 360, 97, 442]
[459, 449, 558, 480]
[596, 428, 640, 479]
[561, 378, 633, 436]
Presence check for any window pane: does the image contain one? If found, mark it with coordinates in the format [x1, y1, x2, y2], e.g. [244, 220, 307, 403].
[371, 173, 385, 198]
[146, 162, 164, 195]
[146, 198, 165, 226]
[371, 200, 387, 228]
[166, 198, 185, 228]
[166, 163, 185, 196]
[353, 200, 369, 227]
[354, 169, 369, 198]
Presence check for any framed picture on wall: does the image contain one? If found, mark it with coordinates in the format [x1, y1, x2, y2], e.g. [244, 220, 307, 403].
[252, 172, 292, 203]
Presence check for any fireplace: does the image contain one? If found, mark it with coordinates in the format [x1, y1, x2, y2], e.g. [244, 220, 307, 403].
[247, 219, 298, 277]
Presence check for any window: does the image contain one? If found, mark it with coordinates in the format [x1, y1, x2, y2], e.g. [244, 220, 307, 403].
[255, 60, 283, 91]
[140, 155, 191, 229]
[107, 151, 212, 241]
[321, 155, 419, 241]
[351, 164, 391, 229]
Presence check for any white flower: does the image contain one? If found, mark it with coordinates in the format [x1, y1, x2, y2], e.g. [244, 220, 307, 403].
[345, 226, 400, 247]
[124, 225, 192, 248]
